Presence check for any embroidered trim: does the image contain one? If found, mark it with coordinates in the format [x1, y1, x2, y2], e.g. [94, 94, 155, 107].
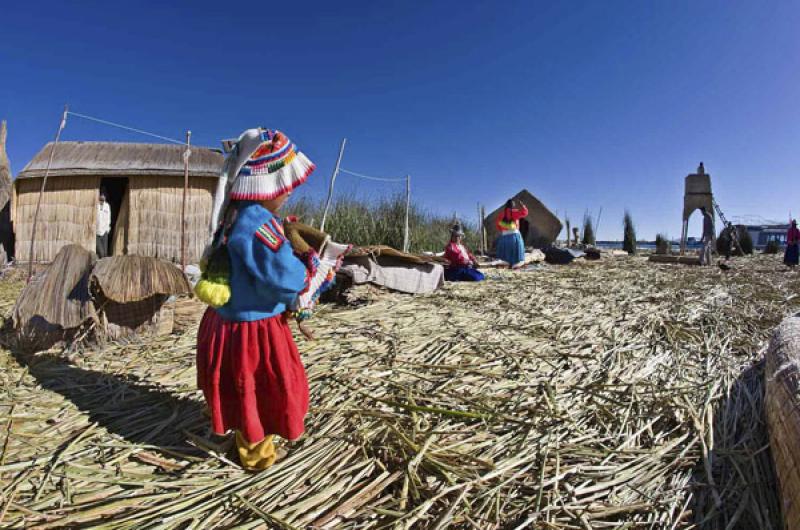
[297, 249, 321, 295]
[270, 218, 285, 237]
[228, 162, 316, 201]
[255, 223, 283, 251]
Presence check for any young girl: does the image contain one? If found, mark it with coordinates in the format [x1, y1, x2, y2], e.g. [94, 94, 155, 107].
[443, 223, 484, 281]
[495, 199, 528, 269]
[195, 128, 317, 470]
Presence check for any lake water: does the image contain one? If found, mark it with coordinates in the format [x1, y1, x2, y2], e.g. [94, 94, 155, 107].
[595, 241, 697, 250]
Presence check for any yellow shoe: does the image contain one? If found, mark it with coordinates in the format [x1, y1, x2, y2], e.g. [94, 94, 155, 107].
[235, 432, 279, 471]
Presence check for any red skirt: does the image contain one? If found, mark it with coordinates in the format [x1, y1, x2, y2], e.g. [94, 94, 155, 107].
[196, 308, 309, 443]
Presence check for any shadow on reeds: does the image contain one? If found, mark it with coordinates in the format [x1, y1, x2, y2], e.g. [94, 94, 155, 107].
[7, 343, 209, 453]
[691, 359, 784, 529]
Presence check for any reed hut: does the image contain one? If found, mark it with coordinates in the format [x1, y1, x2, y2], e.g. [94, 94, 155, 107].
[13, 141, 223, 264]
[484, 189, 562, 249]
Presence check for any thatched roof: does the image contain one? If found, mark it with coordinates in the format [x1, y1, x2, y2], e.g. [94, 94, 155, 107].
[0, 121, 11, 207]
[12, 244, 96, 330]
[91, 255, 192, 303]
[16, 141, 223, 180]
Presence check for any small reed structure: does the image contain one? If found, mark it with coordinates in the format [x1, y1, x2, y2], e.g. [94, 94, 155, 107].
[12, 245, 193, 349]
[11, 244, 97, 350]
[91, 255, 192, 339]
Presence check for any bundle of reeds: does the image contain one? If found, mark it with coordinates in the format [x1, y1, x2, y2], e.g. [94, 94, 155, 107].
[0, 255, 792, 528]
[766, 316, 800, 527]
[10, 245, 97, 350]
[623, 210, 636, 254]
[286, 195, 481, 253]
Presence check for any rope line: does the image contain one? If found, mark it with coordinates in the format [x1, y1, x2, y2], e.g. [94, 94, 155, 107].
[339, 168, 407, 183]
[67, 111, 185, 145]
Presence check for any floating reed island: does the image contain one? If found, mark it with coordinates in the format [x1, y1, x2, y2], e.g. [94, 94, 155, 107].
[0, 255, 795, 528]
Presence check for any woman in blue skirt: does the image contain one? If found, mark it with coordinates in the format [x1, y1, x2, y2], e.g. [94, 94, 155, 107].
[495, 199, 528, 269]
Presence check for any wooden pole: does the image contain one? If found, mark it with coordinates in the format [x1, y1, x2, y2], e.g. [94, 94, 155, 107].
[477, 202, 483, 255]
[403, 175, 411, 252]
[28, 105, 68, 282]
[594, 207, 603, 244]
[180, 130, 191, 271]
[481, 206, 487, 253]
[680, 219, 688, 256]
[320, 138, 346, 232]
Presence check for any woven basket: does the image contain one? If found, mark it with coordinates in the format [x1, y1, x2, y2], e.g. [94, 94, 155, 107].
[766, 315, 800, 529]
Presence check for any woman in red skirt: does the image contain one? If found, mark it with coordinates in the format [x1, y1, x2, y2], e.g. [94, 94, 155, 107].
[195, 128, 317, 470]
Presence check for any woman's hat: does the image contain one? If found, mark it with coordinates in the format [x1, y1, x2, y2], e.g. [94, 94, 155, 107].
[451, 223, 465, 236]
[227, 128, 315, 201]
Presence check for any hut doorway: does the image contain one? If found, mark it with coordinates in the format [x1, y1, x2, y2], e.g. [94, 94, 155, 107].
[100, 177, 129, 256]
[519, 218, 530, 245]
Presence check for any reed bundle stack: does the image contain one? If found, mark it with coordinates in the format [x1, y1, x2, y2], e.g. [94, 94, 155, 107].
[10, 245, 191, 349]
[767, 316, 800, 529]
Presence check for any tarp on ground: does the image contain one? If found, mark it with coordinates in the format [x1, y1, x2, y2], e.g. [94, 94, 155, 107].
[545, 247, 584, 265]
[340, 255, 444, 294]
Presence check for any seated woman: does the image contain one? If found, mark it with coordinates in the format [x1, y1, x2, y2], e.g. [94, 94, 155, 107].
[495, 199, 529, 269]
[444, 223, 485, 282]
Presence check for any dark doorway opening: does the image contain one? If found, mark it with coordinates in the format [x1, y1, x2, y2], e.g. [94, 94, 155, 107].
[519, 218, 530, 246]
[99, 177, 128, 255]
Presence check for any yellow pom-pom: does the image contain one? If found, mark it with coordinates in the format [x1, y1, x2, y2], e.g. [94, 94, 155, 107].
[194, 279, 231, 308]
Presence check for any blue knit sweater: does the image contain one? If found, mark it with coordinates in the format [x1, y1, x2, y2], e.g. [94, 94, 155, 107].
[214, 202, 308, 322]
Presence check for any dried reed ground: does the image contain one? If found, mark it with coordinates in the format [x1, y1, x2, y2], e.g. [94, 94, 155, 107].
[0, 255, 797, 529]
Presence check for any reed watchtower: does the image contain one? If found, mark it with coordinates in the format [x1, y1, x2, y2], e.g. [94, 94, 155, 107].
[680, 162, 715, 255]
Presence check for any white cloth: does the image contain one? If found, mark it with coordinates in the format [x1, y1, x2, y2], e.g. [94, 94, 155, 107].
[96, 203, 111, 236]
[293, 240, 350, 315]
[339, 257, 445, 294]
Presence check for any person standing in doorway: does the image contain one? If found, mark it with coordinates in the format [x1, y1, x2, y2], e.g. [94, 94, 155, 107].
[96, 191, 111, 258]
[699, 206, 714, 266]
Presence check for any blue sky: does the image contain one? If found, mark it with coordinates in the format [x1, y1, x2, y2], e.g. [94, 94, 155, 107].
[2, 1, 799, 240]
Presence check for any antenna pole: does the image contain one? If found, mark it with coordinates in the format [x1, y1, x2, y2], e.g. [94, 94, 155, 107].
[403, 175, 411, 252]
[28, 105, 68, 281]
[320, 138, 346, 232]
[181, 130, 191, 270]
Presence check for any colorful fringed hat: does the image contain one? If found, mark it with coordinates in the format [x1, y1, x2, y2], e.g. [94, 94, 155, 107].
[227, 128, 315, 201]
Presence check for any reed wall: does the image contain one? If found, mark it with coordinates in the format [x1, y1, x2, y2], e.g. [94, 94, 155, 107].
[127, 175, 215, 263]
[14, 176, 99, 262]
